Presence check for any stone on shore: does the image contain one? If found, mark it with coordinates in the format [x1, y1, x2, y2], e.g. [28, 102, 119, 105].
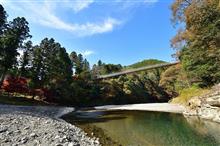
[184, 83, 220, 123]
[0, 105, 100, 146]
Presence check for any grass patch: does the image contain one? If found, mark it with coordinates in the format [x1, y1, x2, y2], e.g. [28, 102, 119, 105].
[170, 86, 210, 105]
[0, 93, 51, 106]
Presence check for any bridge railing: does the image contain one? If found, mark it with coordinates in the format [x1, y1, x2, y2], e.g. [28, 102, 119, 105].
[96, 62, 179, 79]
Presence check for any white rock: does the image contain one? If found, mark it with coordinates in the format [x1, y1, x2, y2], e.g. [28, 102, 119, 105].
[67, 142, 75, 146]
[21, 137, 28, 144]
[55, 135, 60, 139]
[24, 126, 29, 130]
[30, 133, 37, 137]
[0, 127, 7, 133]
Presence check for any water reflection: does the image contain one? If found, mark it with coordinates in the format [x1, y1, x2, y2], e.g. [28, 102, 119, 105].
[64, 110, 220, 146]
[185, 116, 220, 144]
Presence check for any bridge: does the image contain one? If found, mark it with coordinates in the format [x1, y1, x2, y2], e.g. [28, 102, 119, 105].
[96, 62, 179, 79]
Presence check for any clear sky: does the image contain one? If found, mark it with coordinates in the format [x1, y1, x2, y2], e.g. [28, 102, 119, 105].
[1, 0, 177, 66]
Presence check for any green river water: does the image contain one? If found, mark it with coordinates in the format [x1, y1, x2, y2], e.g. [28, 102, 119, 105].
[63, 110, 220, 146]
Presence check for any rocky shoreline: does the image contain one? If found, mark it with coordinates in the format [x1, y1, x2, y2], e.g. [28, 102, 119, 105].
[1, 83, 220, 146]
[184, 84, 220, 123]
[0, 105, 100, 146]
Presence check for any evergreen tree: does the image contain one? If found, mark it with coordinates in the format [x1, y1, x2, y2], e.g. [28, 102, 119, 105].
[97, 60, 103, 67]
[30, 38, 73, 91]
[0, 16, 31, 86]
[19, 40, 33, 77]
[30, 45, 45, 88]
[0, 4, 6, 35]
[82, 59, 90, 72]
[70, 51, 78, 73]
[75, 54, 83, 74]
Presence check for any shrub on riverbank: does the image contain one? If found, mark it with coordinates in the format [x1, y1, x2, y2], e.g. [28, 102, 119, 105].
[170, 86, 210, 105]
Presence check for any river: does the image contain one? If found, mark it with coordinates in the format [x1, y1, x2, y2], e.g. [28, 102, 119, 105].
[63, 110, 220, 146]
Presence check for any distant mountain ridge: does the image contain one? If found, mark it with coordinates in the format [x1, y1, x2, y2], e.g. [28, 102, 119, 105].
[126, 59, 166, 69]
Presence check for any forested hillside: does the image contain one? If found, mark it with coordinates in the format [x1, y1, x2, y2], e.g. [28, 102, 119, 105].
[127, 59, 166, 69]
[0, 0, 220, 107]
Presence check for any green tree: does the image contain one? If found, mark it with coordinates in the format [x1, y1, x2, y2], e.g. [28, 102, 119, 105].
[29, 38, 73, 101]
[93, 61, 122, 75]
[102, 64, 122, 74]
[30, 45, 45, 88]
[171, 0, 220, 85]
[76, 54, 84, 74]
[97, 60, 103, 67]
[160, 64, 190, 94]
[0, 4, 6, 35]
[82, 59, 90, 72]
[19, 40, 33, 77]
[0, 16, 31, 86]
[78, 58, 91, 80]
[70, 51, 78, 72]
[91, 64, 99, 78]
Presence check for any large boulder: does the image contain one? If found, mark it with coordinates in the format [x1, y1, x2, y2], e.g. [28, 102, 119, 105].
[184, 84, 220, 123]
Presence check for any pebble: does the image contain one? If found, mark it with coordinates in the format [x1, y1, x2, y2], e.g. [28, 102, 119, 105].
[14, 130, 21, 133]
[67, 142, 75, 146]
[34, 140, 40, 144]
[3, 138, 10, 142]
[24, 126, 29, 130]
[21, 136, 28, 144]
[30, 133, 37, 137]
[55, 135, 60, 139]
[0, 105, 100, 146]
[6, 131, 13, 135]
[0, 127, 7, 133]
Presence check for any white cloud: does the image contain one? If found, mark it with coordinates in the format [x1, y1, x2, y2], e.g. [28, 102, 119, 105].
[81, 50, 95, 57]
[32, 8, 121, 37]
[64, 0, 94, 13]
[2, 0, 157, 37]
[115, 0, 158, 9]
[2, 0, 121, 37]
[0, 0, 7, 5]
[39, 13, 120, 36]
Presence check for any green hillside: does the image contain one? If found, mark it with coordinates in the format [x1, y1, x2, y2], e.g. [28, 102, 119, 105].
[127, 59, 166, 69]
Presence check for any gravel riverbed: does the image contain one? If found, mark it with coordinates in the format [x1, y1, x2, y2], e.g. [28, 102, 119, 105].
[0, 105, 100, 146]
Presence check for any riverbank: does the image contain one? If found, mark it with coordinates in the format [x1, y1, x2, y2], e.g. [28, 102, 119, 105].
[184, 84, 220, 123]
[0, 105, 100, 146]
[95, 103, 185, 113]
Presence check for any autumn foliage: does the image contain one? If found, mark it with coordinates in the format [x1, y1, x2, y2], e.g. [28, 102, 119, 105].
[1, 76, 54, 102]
[171, 0, 220, 86]
[1, 76, 29, 94]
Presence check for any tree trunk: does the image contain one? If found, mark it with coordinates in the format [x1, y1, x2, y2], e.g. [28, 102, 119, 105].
[0, 68, 7, 88]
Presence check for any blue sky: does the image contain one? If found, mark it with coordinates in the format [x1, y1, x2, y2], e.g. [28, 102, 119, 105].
[1, 0, 177, 66]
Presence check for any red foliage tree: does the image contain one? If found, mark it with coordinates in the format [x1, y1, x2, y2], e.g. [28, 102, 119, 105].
[1, 76, 29, 94]
[1, 76, 55, 102]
